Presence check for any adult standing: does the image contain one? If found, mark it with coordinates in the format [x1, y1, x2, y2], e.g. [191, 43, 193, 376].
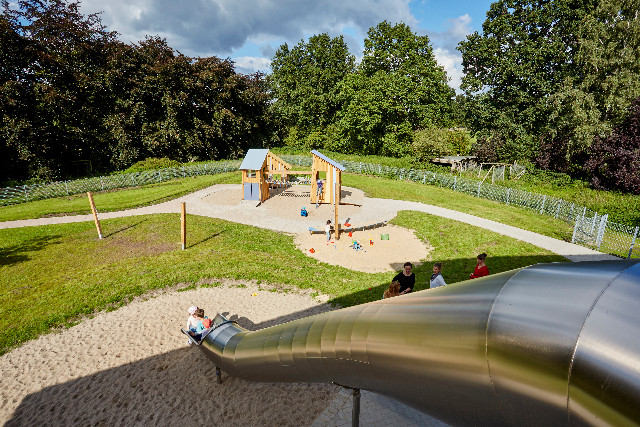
[429, 263, 447, 288]
[392, 262, 415, 295]
[469, 253, 489, 279]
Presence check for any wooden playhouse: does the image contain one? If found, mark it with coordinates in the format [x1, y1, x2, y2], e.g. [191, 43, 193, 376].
[239, 149, 292, 202]
[310, 150, 344, 206]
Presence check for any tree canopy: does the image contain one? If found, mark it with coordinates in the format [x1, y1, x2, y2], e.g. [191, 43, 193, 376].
[269, 33, 355, 139]
[270, 21, 454, 156]
[0, 0, 272, 183]
[458, 0, 598, 161]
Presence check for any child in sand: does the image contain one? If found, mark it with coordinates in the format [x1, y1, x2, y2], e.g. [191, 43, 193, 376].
[325, 220, 331, 243]
[188, 308, 212, 341]
[383, 281, 401, 299]
[186, 306, 199, 330]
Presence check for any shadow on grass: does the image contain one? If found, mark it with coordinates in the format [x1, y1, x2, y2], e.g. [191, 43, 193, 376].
[105, 219, 148, 238]
[190, 230, 225, 248]
[0, 234, 62, 267]
[330, 254, 570, 308]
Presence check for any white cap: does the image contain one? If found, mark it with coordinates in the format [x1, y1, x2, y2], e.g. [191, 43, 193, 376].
[188, 306, 198, 315]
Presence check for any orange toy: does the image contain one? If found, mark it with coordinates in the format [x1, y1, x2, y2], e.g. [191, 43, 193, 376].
[309, 248, 315, 253]
[348, 231, 353, 237]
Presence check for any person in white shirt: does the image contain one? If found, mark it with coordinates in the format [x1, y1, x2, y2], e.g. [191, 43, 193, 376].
[430, 263, 447, 289]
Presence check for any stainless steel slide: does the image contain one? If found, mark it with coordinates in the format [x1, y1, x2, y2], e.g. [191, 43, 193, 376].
[193, 260, 640, 426]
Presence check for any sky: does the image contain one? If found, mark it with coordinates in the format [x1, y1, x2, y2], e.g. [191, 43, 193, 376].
[78, 0, 495, 93]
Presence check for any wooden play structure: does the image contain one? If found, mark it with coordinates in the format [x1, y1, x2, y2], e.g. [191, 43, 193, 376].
[240, 149, 346, 239]
[239, 149, 292, 202]
[310, 150, 344, 207]
[309, 150, 345, 239]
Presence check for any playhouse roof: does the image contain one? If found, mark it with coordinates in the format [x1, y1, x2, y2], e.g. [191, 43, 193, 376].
[239, 149, 269, 170]
[311, 150, 345, 171]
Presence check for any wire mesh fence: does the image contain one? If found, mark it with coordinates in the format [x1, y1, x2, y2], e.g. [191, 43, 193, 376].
[280, 156, 637, 259]
[1, 154, 636, 259]
[0, 160, 240, 206]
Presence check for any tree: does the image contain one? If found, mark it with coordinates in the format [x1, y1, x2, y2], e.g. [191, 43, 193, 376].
[536, 0, 640, 173]
[268, 33, 355, 145]
[104, 37, 273, 166]
[585, 95, 640, 194]
[458, 0, 598, 162]
[1, 0, 118, 180]
[334, 21, 454, 157]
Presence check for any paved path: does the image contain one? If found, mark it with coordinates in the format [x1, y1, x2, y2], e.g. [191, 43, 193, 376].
[1, 184, 617, 262]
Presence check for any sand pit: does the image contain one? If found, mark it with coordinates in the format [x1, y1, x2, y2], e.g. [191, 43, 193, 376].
[202, 185, 433, 273]
[0, 284, 339, 426]
[295, 224, 432, 273]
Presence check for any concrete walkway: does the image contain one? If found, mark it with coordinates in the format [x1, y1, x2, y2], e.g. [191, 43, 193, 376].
[1, 184, 617, 262]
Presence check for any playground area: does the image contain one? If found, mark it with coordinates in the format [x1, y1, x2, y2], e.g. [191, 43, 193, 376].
[201, 184, 432, 273]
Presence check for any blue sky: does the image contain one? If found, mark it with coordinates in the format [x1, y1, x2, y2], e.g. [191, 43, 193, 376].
[78, 0, 494, 92]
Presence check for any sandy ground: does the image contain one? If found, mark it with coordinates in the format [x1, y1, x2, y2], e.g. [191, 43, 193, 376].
[294, 224, 432, 273]
[203, 185, 433, 272]
[0, 283, 339, 426]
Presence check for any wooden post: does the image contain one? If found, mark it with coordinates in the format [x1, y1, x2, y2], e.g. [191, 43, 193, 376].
[87, 192, 103, 239]
[334, 181, 340, 240]
[181, 202, 187, 250]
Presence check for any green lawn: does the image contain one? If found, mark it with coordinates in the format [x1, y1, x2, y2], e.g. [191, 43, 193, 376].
[0, 209, 565, 355]
[342, 173, 574, 242]
[0, 172, 239, 222]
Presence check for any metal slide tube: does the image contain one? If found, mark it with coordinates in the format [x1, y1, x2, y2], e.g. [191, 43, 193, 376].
[196, 261, 640, 426]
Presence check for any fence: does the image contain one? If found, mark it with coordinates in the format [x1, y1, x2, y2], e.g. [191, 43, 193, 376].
[0, 160, 240, 206]
[281, 155, 638, 259]
[1, 155, 637, 259]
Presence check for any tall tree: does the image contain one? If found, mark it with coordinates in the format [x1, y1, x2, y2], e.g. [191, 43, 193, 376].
[537, 0, 640, 173]
[458, 0, 598, 162]
[1, 0, 118, 180]
[269, 33, 355, 145]
[333, 21, 453, 156]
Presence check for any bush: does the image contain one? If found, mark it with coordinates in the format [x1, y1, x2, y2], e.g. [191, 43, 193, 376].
[412, 127, 451, 161]
[585, 96, 640, 194]
[124, 158, 182, 173]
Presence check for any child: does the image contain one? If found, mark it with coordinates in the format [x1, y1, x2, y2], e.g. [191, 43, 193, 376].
[430, 263, 447, 289]
[325, 220, 331, 243]
[383, 281, 401, 299]
[186, 306, 199, 331]
[316, 179, 324, 208]
[188, 308, 210, 342]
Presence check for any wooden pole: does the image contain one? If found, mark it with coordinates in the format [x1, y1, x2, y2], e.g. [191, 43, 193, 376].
[87, 191, 103, 239]
[334, 180, 340, 240]
[181, 202, 187, 250]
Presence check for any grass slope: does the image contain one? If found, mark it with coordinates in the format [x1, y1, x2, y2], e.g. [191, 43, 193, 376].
[1, 210, 565, 355]
[0, 172, 239, 222]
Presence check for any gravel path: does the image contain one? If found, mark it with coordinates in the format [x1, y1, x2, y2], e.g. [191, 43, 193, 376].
[0, 184, 617, 262]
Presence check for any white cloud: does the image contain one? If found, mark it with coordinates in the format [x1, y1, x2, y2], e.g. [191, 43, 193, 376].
[434, 48, 463, 94]
[428, 14, 474, 93]
[233, 56, 272, 74]
[80, 0, 415, 57]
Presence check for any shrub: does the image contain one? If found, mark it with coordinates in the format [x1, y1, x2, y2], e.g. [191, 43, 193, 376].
[412, 127, 451, 161]
[124, 158, 182, 173]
